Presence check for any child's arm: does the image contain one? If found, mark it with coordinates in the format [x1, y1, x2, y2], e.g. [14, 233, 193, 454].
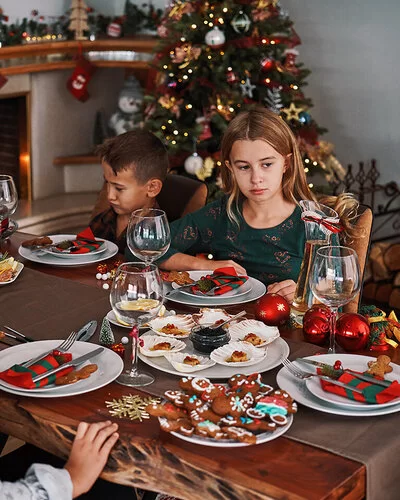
[267, 280, 297, 302]
[160, 253, 247, 275]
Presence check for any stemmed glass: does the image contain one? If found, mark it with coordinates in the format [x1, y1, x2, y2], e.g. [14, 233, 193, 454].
[310, 246, 361, 353]
[127, 208, 170, 265]
[110, 262, 163, 387]
[0, 175, 18, 215]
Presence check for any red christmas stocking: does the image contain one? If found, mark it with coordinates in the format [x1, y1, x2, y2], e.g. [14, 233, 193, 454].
[0, 72, 8, 89]
[67, 57, 96, 102]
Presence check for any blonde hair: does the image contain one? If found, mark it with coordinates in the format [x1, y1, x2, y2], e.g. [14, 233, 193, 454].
[318, 192, 361, 242]
[220, 107, 315, 224]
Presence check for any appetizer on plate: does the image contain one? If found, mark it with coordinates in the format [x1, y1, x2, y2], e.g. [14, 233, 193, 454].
[229, 320, 280, 348]
[0, 255, 23, 284]
[210, 341, 267, 367]
[139, 335, 186, 357]
[148, 314, 195, 338]
[164, 352, 216, 373]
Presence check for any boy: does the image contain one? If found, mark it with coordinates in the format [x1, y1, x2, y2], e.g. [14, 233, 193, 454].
[90, 130, 169, 252]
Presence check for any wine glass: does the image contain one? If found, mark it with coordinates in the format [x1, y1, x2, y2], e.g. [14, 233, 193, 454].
[0, 175, 18, 215]
[110, 262, 163, 387]
[310, 246, 361, 353]
[127, 208, 170, 265]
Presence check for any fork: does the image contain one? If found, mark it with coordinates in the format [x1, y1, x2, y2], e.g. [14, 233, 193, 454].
[21, 331, 78, 368]
[281, 358, 363, 394]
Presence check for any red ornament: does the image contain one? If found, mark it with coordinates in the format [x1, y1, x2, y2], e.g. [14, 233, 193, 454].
[112, 259, 123, 270]
[261, 57, 274, 71]
[303, 304, 331, 346]
[226, 70, 238, 84]
[335, 313, 370, 352]
[254, 293, 290, 326]
[108, 342, 125, 359]
[97, 263, 108, 273]
[107, 22, 122, 38]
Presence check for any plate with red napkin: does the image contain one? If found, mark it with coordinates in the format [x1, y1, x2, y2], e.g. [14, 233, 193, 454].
[41, 228, 106, 258]
[0, 340, 123, 398]
[304, 354, 400, 409]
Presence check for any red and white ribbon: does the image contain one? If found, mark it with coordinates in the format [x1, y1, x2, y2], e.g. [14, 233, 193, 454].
[301, 210, 343, 234]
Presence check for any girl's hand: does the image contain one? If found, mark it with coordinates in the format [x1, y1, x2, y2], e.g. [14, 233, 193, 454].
[207, 259, 247, 276]
[267, 280, 296, 303]
[65, 421, 119, 498]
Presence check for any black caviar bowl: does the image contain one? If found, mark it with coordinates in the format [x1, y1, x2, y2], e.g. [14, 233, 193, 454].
[189, 324, 230, 354]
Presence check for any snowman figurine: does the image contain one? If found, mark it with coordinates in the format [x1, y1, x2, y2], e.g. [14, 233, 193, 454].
[109, 75, 144, 136]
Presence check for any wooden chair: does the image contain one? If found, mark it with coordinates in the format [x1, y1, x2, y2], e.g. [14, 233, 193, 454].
[90, 173, 208, 222]
[343, 204, 373, 313]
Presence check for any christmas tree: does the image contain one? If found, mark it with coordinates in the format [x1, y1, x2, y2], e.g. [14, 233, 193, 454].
[145, 0, 344, 196]
[69, 0, 89, 40]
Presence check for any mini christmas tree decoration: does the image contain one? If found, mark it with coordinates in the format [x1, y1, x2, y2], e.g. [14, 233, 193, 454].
[99, 317, 115, 346]
[69, 0, 89, 40]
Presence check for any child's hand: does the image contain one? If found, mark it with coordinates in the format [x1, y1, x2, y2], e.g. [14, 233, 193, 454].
[267, 280, 296, 303]
[65, 421, 119, 498]
[208, 260, 247, 276]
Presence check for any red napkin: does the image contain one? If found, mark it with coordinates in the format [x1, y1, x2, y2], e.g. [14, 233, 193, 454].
[191, 266, 248, 296]
[0, 351, 73, 389]
[56, 227, 104, 254]
[320, 371, 400, 404]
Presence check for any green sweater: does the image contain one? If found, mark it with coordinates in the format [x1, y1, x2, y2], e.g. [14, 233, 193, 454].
[159, 196, 306, 285]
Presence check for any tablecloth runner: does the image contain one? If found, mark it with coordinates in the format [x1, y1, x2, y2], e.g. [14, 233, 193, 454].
[1, 268, 399, 499]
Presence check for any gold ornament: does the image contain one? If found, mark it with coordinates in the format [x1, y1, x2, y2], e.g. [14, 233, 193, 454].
[196, 156, 215, 181]
[105, 395, 161, 422]
[171, 43, 202, 68]
[158, 95, 183, 118]
[281, 102, 304, 121]
[168, 1, 194, 21]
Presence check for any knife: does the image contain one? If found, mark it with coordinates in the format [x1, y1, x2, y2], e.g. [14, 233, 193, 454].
[76, 320, 97, 342]
[32, 347, 104, 383]
[3, 326, 34, 343]
[297, 358, 392, 388]
[0, 330, 30, 343]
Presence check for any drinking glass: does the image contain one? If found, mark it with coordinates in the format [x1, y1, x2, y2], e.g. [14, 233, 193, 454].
[127, 208, 170, 265]
[110, 262, 163, 387]
[310, 246, 361, 353]
[0, 175, 18, 215]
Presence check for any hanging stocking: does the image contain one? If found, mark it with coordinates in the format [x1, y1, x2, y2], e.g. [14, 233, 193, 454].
[66, 56, 96, 102]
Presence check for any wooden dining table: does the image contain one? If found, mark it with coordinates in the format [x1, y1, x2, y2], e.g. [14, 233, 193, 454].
[0, 231, 378, 500]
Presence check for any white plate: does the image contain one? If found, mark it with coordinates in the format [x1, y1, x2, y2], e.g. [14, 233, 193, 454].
[164, 352, 216, 373]
[41, 238, 107, 258]
[276, 364, 400, 417]
[0, 262, 24, 285]
[19, 234, 118, 267]
[0, 340, 123, 398]
[302, 354, 400, 409]
[139, 332, 289, 379]
[172, 271, 252, 299]
[161, 414, 293, 447]
[210, 341, 267, 367]
[106, 306, 170, 330]
[166, 273, 266, 307]
[148, 314, 195, 339]
[139, 335, 186, 357]
[229, 320, 280, 348]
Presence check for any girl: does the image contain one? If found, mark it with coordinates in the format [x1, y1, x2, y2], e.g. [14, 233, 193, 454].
[157, 107, 359, 302]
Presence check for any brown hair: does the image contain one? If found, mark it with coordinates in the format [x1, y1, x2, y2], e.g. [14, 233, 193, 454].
[220, 107, 315, 222]
[96, 130, 168, 184]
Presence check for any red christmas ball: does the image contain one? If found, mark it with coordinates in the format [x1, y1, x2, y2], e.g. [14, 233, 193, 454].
[303, 305, 331, 346]
[254, 293, 290, 326]
[335, 313, 370, 352]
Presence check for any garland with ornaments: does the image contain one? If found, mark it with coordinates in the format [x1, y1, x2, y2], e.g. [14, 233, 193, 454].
[145, 0, 345, 197]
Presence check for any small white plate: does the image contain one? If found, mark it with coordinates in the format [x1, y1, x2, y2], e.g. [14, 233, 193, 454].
[229, 319, 280, 347]
[139, 335, 186, 357]
[171, 270, 252, 298]
[148, 314, 195, 339]
[42, 239, 107, 258]
[107, 306, 169, 330]
[210, 341, 267, 367]
[164, 352, 216, 373]
[0, 262, 24, 286]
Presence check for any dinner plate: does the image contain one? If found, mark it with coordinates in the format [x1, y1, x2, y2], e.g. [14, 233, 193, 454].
[139, 332, 289, 378]
[276, 364, 400, 417]
[106, 307, 169, 330]
[302, 354, 400, 410]
[19, 234, 118, 266]
[0, 261, 24, 285]
[171, 271, 252, 299]
[0, 219, 18, 240]
[41, 237, 107, 258]
[166, 274, 266, 307]
[161, 414, 293, 447]
[0, 340, 123, 398]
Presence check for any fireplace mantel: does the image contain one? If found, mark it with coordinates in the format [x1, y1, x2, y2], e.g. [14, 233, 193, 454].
[0, 36, 157, 76]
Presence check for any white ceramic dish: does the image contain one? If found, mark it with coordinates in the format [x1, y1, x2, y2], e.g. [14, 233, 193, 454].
[210, 341, 267, 367]
[148, 314, 195, 339]
[0, 340, 123, 398]
[139, 335, 186, 357]
[192, 308, 233, 326]
[276, 363, 400, 417]
[106, 306, 169, 330]
[139, 333, 289, 379]
[228, 319, 280, 347]
[19, 234, 118, 267]
[0, 261, 24, 286]
[160, 414, 293, 447]
[42, 239, 107, 258]
[171, 270, 252, 298]
[302, 354, 400, 409]
[163, 352, 216, 373]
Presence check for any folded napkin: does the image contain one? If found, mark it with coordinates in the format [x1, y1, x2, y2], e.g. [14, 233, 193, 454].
[56, 227, 104, 254]
[0, 351, 73, 389]
[320, 371, 400, 404]
[191, 266, 249, 296]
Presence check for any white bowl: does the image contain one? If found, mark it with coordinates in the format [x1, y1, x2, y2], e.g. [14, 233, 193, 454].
[139, 335, 186, 357]
[148, 314, 195, 338]
[228, 320, 280, 347]
[210, 341, 267, 367]
[164, 352, 216, 373]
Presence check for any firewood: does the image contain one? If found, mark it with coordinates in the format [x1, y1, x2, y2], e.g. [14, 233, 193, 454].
[369, 242, 392, 281]
[363, 282, 378, 301]
[383, 244, 400, 271]
[389, 288, 400, 311]
[375, 283, 393, 304]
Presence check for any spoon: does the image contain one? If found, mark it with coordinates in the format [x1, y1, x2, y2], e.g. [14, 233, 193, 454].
[192, 311, 247, 333]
